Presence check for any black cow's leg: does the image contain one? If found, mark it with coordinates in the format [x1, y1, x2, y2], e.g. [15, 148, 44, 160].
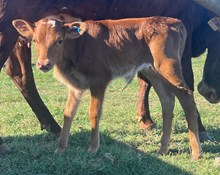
[0, 18, 19, 70]
[5, 38, 61, 135]
[0, 19, 18, 155]
[136, 72, 156, 130]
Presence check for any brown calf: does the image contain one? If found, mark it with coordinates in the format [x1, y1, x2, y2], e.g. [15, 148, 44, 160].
[12, 15, 201, 159]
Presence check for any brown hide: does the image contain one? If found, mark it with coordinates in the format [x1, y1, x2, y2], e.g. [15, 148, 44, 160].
[13, 16, 201, 159]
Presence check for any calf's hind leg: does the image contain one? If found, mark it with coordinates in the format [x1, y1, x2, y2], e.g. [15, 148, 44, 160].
[175, 90, 202, 160]
[148, 27, 201, 159]
[151, 55, 201, 159]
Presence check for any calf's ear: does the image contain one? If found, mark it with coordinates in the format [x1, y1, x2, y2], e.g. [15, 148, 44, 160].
[12, 19, 34, 39]
[64, 22, 87, 39]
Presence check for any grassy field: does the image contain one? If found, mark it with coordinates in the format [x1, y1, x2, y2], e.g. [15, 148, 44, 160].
[0, 51, 220, 175]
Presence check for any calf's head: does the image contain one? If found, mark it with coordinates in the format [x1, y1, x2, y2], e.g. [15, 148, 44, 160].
[12, 17, 87, 72]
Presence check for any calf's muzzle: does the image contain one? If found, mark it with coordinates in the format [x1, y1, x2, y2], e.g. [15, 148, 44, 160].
[36, 59, 53, 72]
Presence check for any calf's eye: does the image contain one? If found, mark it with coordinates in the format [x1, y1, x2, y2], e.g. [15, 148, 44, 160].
[57, 39, 63, 45]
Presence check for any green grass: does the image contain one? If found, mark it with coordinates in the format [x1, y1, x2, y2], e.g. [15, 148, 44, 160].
[0, 52, 220, 175]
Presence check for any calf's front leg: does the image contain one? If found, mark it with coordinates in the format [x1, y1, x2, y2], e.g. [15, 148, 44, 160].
[55, 90, 83, 153]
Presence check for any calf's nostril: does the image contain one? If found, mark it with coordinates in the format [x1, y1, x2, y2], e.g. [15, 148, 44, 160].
[36, 61, 43, 68]
[36, 60, 52, 69]
[46, 62, 51, 67]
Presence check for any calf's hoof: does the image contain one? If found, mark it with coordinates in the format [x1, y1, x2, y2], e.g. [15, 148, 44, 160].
[0, 144, 12, 155]
[158, 147, 168, 156]
[136, 115, 143, 122]
[87, 145, 99, 154]
[199, 131, 212, 143]
[54, 147, 65, 154]
[192, 153, 202, 161]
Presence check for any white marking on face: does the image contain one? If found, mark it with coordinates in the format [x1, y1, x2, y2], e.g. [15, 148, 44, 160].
[48, 20, 56, 27]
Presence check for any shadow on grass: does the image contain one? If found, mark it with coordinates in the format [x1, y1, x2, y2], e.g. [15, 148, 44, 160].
[0, 131, 192, 175]
[201, 127, 220, 155]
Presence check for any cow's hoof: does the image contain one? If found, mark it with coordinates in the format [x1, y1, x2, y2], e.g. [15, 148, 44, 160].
[214, 157, 220, 166]
[41, 124, 51, 132]
[0, 144, 11, 155]
[199, 131, 212, 143]
[41, 124, 61, 137]
[140, 121, 156, 130]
